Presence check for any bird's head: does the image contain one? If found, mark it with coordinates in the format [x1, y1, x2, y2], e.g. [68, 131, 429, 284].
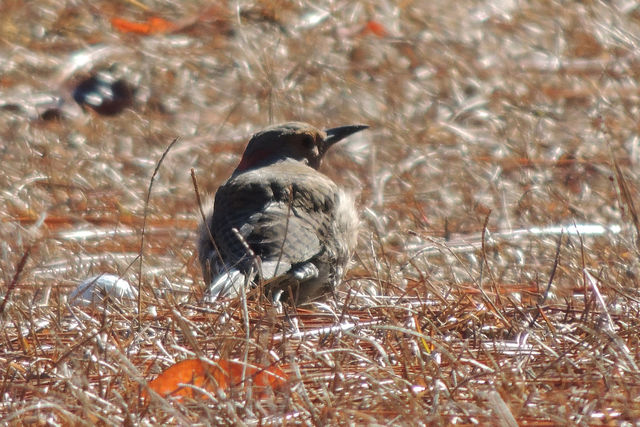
[234, 122, 368, 173]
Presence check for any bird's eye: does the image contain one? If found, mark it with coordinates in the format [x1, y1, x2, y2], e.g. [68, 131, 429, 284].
[302, 135, 315, 149]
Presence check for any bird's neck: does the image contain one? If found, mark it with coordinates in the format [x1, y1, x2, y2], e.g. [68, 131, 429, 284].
[235, 147, 273, 172]
[234, 152, 307, 174]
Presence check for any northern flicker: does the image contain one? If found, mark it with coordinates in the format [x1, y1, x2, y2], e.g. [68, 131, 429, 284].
[198, 122, 367, 304]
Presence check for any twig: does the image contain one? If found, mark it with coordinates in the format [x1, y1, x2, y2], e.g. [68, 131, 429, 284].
[274, 184, 294, 287]
[479, 210, 502, 308]
[138, 137, 180, 325]
[528, 231, 562, 328]
[0, 246, 31, 315]
[612, 157, 640, 251]
[190, 168, 226, 276]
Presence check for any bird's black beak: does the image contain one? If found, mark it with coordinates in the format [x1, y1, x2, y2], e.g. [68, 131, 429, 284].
[323, 124, 369, 148]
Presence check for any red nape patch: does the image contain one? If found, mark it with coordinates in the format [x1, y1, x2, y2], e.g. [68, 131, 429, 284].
[235, 148, 271, 172]
[235, 155, 252, 172]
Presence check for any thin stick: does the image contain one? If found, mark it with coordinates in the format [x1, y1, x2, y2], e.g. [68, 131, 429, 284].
[0, 246, 31, 315]
[274, 184, 294, 280]
[138, 137, 180, 325]
[190, 168, 226, 273]
[480, 210, 502, 308]
[612, 158, 640, 251]
[528, 231, 562, 328]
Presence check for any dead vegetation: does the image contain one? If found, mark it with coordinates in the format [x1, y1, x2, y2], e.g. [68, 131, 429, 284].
[2, 0, 640, 424]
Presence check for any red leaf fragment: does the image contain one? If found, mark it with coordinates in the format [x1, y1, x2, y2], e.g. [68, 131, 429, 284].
[363, 20, 387, 37]
[111, 16, 177, 35]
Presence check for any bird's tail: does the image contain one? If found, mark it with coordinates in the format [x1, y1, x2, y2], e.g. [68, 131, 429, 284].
[204, 260, 298, 302]
[203, 268, 248, 302]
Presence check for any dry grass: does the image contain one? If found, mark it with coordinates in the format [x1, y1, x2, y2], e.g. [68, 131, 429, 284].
[2, 0, 640, 424]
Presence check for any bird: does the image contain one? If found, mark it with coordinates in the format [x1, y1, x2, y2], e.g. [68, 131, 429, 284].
[198, 121, 367, 304]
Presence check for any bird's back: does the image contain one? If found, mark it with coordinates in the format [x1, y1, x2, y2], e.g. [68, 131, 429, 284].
[213, 160, 337, 267]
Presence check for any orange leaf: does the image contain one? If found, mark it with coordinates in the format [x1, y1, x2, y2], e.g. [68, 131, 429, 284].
[111, 16, 176, 35]
[363, 20, 387, 37]
[147, 17, 176, 34]
[143, 358, 286, 402]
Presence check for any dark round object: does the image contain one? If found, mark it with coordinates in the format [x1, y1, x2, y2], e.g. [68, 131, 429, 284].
[73, 72, 134, 115]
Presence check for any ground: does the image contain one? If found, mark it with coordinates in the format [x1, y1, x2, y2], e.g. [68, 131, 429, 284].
[1, 0, 640, 424]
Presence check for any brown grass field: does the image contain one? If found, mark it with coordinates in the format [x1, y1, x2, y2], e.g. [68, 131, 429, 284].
[2, 0, 640, 425]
